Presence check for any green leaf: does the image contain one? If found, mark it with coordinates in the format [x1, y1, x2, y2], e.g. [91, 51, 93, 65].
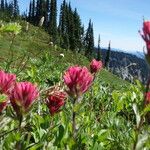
[133, 103, 141, 127]
[0, 94, 7, 103]
[0, 22, 22, 35]
[142, 104, 150, 116]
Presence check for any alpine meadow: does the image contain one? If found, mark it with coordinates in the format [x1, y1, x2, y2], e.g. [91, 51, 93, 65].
[0, 0, 150, 149]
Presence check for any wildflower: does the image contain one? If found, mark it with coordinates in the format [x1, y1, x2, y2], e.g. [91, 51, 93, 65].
[10, 82, 39, 116]
[90, 59, 102, 74]
[139, 21, 150, 55]
[39, 16, 45, 27]
[0, 70, 16, 112]
[0, 70, 16, 94]
[25, 22, 29, 31]
[60, 53, 64, 57]
[46, 90, 66, 115]
[145, 92, 150, 105]
[63, 66, 93, 97]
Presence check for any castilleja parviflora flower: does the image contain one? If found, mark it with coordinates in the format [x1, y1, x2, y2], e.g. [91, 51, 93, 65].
[0, 70, 16, 112]
[10, 82, 39, 116]
[46, 90, 67, 115]
[90, 59, 103, 74]
[63, 66, 93, 97]
[139, 21, 150, 64]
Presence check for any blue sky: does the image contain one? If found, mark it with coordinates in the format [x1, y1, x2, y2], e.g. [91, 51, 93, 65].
[18, 0, 150, 52]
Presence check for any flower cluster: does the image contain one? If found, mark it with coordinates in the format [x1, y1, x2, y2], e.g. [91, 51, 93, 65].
[145, 92, 150, 105]
[10, 82, 39, 116]
[0, 70, 39, 118]
[46, 90, 67, 115]
[90, 59, 103, 74]
[0, 70, 16, 94]
[63, 66, 93, 97]
[63, 59, 102, 98]
[0, 59, 102, 116]
[139, 21, 150, 54]
[0, 70, 16, 113]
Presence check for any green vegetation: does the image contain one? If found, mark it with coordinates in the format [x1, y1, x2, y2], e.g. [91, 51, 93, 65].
[0, 21, 129, 90]
[0, 19, 150, 150]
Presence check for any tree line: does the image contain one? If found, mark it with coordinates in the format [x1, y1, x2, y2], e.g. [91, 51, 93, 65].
[0, 0, 19, 19]
[27, 0, 96, 57]
[0, 0, 111, 63]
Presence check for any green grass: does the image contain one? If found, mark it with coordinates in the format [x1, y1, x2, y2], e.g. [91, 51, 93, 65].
[0, 21, 130, 90]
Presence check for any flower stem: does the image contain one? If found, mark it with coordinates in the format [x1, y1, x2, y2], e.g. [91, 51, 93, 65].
[132, 117, 143, 150]
[72, 98, 76, 139]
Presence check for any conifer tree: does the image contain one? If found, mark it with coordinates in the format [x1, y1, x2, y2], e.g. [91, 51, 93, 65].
[67, 2, 75, 50]
[1, 0, 5, 10]
[97, 34, 102, 61]
[5, 0, 8, 10]
[8, 1, 13, 17]
[49, 0, 57, 44]
[44, 0, 50, 28]
[28, 1, 32, 22]
[73, 8, 82, 52]
[105, 41, 111, 68]
[84, 19, 94, 58]
[13, 0, 19, 18]
[58, 0, 69, 49]
[32, 0, 35, 24]
[35, 0, 40, 24]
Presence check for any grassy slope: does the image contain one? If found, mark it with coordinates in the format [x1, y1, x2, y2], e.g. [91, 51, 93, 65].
[0, 21, 130, 90]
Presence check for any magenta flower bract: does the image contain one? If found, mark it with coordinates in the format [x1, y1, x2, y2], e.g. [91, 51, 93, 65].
[0, 70, 16, 112]
[90, 59, 103, 74]
[63, 66, 93, 97]
[139, 21, 150, 55]
[10, 82, 39, 116]
[0, 70, 16, 94]
[46, 91, 66, 115]
[145, 92, 150, 105]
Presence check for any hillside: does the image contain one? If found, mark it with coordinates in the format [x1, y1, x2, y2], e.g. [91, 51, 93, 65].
[1, 21, 150, 150]
[96, 48, 149, 83]
[0, 21, 130, 91]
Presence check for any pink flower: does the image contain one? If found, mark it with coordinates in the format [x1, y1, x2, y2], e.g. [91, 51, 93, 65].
[10, 82, 39, 116]
[0, 70, 16, 112]
[90, 59, 103, 73]
[63, 66, 93, 97]
[0, 70, 16, 94]
[145, 92, 150, 105]
[139, 21, 150, 55]
[46, 90, 66, 115]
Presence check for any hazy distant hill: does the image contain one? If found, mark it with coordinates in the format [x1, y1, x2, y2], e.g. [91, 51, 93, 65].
[99, 49, 149, 83]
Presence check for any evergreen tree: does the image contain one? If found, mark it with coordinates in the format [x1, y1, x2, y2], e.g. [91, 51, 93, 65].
[35, 0, 40, 24]
[67, 2, 75, 50]
[5, 0, 8, 10]
[13, 0, 19, 18]
[44, 0, 50, 28]
[1, 0, 4, 10]
[32, 0, 35, 24]
[49, 0, 57, 44]
[58, 0, 69, 49]
[73, 8, 82, 52]
[58, 1, 83, 51]
[84, 19, 94, 58]
[97, 34, 102, 61]
[1, 0, 5, 10]
[28, 1, 32, 22]
[105, 41, 111, 68]
[8, 1, 13, 17]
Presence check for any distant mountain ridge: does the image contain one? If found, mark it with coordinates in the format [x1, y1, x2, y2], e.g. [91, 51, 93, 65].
[101, 47, 144, 59]
[96, 48, 149, 83]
